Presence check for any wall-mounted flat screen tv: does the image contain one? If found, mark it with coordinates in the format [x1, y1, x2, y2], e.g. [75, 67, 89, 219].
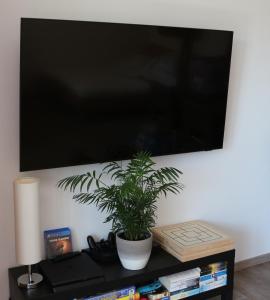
[20, 18, 233, 171]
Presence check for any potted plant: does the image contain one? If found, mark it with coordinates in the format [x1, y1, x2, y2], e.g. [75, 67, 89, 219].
[58, 152, 183, 270]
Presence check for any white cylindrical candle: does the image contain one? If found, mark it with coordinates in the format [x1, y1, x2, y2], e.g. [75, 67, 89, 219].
[14, 177, 42, 265]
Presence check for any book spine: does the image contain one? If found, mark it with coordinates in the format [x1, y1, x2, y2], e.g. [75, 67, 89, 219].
[159, 297, 169, 300]
[167, 281, 200, 293]
[159, 275, 200, 292]
[166, 276, 200, 286]
[152, 297, 169, 300]
[200, 276, 227, 292]
[137, 281, 163, 295]
[170, 287, 200, 300]
[147, 291, 170, 300]
[118, 292, 140, 300]
[200, 269, 227, 282]
[85, 286, 136, 300]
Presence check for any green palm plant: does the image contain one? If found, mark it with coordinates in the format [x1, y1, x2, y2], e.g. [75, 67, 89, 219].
[58, 152, 184, 241]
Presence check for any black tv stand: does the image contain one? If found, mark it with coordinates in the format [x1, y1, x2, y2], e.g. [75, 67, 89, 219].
[9, 247, 235, 300]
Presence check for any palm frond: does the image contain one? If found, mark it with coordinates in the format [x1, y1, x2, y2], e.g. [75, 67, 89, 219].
[58, 152, 184, 240]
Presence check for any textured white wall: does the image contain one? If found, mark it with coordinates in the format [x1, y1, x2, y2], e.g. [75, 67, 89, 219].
[1, 0, 270, 299]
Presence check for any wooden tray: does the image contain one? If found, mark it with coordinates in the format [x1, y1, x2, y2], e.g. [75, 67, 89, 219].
[152, 220, 234, 262]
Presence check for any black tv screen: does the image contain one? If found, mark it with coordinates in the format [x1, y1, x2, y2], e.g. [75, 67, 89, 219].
[20, 18, 233, 171]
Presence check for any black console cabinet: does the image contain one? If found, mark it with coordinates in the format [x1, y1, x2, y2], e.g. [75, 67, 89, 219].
[9, 247, 235, 300]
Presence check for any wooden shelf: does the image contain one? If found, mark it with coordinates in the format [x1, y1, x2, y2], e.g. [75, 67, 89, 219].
[9, 247, 235, 300]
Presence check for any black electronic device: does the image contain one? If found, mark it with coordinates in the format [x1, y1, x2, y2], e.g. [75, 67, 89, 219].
[39, 252, 104, 288]
[86, 232, 118, 263]
[52, 251, 81, 263]
[20, 18, 233, 171]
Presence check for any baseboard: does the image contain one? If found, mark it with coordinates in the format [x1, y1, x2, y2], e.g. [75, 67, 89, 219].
[235, 252, 270, 272]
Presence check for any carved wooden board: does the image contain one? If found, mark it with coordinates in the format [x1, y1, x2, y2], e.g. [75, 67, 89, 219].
[152, 220, 234, 262]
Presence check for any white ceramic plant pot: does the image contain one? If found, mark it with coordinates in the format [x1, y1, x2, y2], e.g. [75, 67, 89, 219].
[116, 233, 153, 270]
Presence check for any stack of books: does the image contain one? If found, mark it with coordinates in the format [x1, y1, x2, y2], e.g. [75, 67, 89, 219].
[152, 220, 234, 262]
[200, 262, 227, 292]
[159, 268, 201, 299]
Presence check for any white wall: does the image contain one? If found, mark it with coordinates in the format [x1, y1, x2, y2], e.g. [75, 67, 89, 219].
[1, 0, 270, 298]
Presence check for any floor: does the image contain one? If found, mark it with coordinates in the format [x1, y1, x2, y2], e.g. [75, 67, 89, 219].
[210, 262, 270, 300]
[233, 262, 270, 299]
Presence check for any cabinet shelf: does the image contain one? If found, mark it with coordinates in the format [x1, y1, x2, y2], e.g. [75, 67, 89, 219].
[9, 247, 235, 300]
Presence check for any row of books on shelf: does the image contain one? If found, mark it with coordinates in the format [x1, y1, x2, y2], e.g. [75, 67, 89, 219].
[75, 261, 227, 300]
